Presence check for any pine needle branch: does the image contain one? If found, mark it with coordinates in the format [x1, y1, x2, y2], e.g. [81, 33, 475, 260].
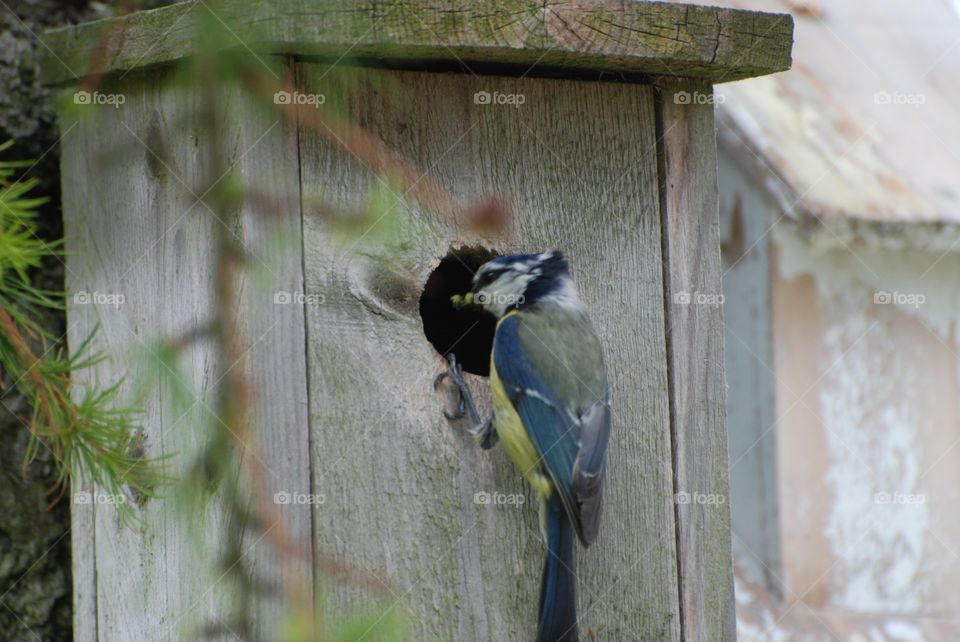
[0, 140, 165, 520]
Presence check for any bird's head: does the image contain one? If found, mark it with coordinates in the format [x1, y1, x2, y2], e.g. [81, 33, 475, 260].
[467, 250, 581, 317]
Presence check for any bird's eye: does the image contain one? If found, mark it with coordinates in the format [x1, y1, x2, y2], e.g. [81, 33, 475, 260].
[476, 270, 495, 286]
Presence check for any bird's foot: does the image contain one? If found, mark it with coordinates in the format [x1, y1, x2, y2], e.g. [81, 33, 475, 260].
[434, 354, 491, 440]
[434, 353, 478, 422]
[474, 416, 499, 450]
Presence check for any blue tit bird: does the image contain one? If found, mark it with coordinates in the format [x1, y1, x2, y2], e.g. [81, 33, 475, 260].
[441, 250, 611, 642]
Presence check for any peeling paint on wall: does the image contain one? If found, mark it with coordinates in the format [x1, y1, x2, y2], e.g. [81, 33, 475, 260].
[818, 294, 929, 612]
[772, 222, 960, 616]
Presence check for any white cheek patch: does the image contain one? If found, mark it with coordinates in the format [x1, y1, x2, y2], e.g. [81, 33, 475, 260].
[499, 272, 533, 297]
[477, 271, 535, 315]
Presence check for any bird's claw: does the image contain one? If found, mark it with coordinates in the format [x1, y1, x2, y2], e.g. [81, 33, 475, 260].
[435, 356, 464, 419]
[445, 405, 466, 421]
[436, 353, 481, 424]
[434, 371, 463, 418]
[433, 369, 453, 393]
[475, 417, 499, 450]
[440, 379, 467, 419]
[435, 354, 498, 446]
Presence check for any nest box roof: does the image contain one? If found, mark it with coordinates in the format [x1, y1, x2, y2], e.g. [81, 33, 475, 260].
[40, 0, 792, 85]
[708, 0, 960, 247]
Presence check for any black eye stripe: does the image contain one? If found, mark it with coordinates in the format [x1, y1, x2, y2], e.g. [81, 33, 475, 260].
[476, 269, 502, 285]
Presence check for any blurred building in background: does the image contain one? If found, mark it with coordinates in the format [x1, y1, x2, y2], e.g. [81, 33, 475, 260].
[706, 0, 960, 639]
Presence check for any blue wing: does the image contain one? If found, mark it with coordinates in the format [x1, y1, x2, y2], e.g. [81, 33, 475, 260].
[493, 313, 610, 546]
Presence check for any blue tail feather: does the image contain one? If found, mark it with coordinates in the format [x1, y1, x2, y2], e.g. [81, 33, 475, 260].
[537, 497, 578, 642]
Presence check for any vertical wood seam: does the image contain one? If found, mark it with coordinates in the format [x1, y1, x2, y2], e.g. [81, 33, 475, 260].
[653, 83, 688, 642]
[88, 490, 100, 642]
[291, 57, 319, 624]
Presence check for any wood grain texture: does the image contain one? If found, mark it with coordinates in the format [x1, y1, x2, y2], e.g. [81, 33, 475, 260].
[59, 68, 311, 640]
[69, 478, 97, 642]
[297, 65, 680, 640]
[40, 0, 793, 86]
[657, 78, 736, 641]
[228, 58, 317, 635]
[62, 71, 221, 642]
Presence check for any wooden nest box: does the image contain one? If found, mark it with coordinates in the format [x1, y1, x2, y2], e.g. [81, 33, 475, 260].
[42, 1, 792, 640]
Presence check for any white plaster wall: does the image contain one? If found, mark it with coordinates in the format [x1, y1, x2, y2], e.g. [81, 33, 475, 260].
[773, 224, 960, 617]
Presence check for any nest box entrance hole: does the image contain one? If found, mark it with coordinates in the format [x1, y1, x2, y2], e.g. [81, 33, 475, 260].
[418, 246, 499, 377]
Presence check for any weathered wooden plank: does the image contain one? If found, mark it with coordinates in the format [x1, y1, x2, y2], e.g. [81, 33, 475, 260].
[227, 59, 317, 634]
[61, 70, 223, 641]
[40, 0, 792, 86]
[63, 261, 104, 641]
[59, 67, 311, 640]
[62, 98, 101, 642]
[297, 65, 680, 639]
[657, 78, 736, 641]
[68, 478, 97, 642]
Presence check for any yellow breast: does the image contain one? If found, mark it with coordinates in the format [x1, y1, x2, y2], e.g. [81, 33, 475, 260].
[489, 329, 553, 502]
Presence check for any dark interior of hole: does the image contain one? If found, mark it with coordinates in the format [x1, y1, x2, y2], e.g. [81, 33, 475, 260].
[419, 246, 500, 377]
